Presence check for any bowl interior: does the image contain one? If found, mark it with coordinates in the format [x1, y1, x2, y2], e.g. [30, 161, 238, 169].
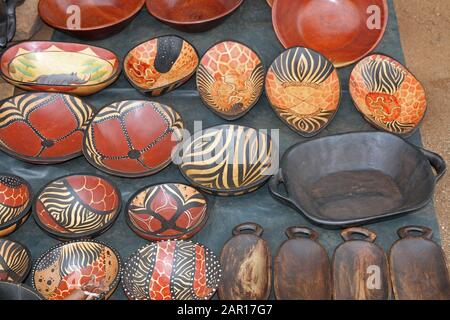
[0, 175, 31, 228]
[124, 36, 199, 91]
[33, 241, 120, 300]
[0, 239, 31, 282]
[273, 0, 388, 66]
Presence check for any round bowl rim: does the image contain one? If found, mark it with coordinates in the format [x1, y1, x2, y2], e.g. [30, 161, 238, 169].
[0, 238, 33, 283]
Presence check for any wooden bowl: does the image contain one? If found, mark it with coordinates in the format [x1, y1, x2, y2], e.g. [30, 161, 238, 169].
[0, 239, 32, 283]
[0, 174, 32, 237]
[0, 93, 94, 164]
[350, 54, 427, 137]
[146, 0, 243, 32]
[83, 100, 184, 178]
[38, 0, 145, 40]
[0, 282, 42, 300]
[34, 174, 121, 240]
[272, 0, 388, 67]
[32, 240, 121, 300]
[197, 41, 265, 120]
[126, 183, 208, 241]
[122, 240, 221, 300]
[179, 124, 274, 196]
[265, 47, 341, 137]
[0, 41, 121, 95]
[267, 0, 273, 7]
[124, 35, 199, 97]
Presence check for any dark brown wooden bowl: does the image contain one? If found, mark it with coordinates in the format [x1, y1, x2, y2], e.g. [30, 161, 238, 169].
[33, 174, 121, 240]
[32, 240, 121, 300]
[0, 174, 32, 237]
[0, 93, 94, 164]
[122, 240, 221, 300]
[0, 282, 42, 300]
[38, 0, 145, 40]
[126, 183, 208, 241]
[0, 239, 32, 283]
[272, 0, 388, 67]
[146, 0, 243, 32]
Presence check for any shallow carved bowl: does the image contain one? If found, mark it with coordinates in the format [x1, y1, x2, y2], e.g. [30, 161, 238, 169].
[122, 240, 221, 300]
[146, 0, 243, 32]
[38, 0, 145, 40]
[265, 47, 341, 137]
[32, 240, 121, 300]
[179, 124, 274, 196]
[197, 41, 265, 120]
[34, 174, 121, 240]
[350, 54, 427, 137]
[0, 41, 121, 96]
[0, 174, 32, 237]
[124, 35, 199, 97]
[0, 93, 94, 164]
[126, 183, 208, 241]
[83, 100, 184, 178]
[0, 282, 42, 300]
[0, 239, 32, 283]
[272, 0, 388, 67]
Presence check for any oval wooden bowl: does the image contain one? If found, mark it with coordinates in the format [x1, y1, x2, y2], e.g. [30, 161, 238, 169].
[83, 100, 184, 178]
[124, 35, 199, 97]
[0, 282, 42, 300]
[350, 54, 427, 137]
[0, 41, 121, 96]
[126, 183, 208, 241]
[38, 0, 145, 40]
[0, 239, 32, 283]
[32, 240, 121, 300]
[146, 0, 243, 32]
[122, 240, 221, 300]
[265, 47, 341, 137]
[0, 174, 32, 237]
[0, 93, 94, 164]
[272, 0, 388, 67]
[33, 174, 121, 240]
[178, 124, 274, 196]
[197, 41, 265, 120]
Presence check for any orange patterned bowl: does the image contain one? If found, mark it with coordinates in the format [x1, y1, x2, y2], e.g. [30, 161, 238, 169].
[34, 174, 121, 240]
[0, 41, 121, 96]
[32, 240, 121, 300]
[197, 41, 265, 120]
[272, 0, 388, 67]
[350, 54, 427, 137]
[122, 240, 221, 300]
[265, 47, 341, 137]
[0, 174, 32, 237]
[0, 239, 32, 283]
[124, 35, 199, 97]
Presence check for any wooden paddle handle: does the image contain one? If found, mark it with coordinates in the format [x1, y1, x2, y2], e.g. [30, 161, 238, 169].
[341, 227, 377, 243]
[232, 222, 264, 237]
[397, 226, 433, 240]
[285, 226, 319, 241]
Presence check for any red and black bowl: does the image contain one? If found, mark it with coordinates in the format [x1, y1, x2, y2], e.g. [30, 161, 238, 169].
[0, 239, 32, 283]
[33, 174, 121, 240]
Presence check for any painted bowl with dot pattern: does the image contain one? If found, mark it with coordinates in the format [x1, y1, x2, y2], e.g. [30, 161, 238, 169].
[33, 174, 121, 240]
[0, 239, 32, 283]
[0, 174, 32, 237]
[124, 35, 199, 97]
[122, 240, 222, 300]
[32, 240, 121, 300]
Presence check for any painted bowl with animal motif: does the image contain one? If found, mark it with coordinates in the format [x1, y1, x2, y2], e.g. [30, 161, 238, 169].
[0, 239, 32, 283]
[0, 41, 121, 96]
[197, 41, 265, 120]
[33, 174, 121, 240]
[32, 240, 121, 300]
[124, 35, 199, 97]
[122, 240, 221, 300]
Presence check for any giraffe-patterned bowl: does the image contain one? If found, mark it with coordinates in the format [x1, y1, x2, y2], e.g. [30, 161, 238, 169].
[197, 41, 265, 120]
[32, 240, 121, 300]
[122, 240, 221, 300]
[83, 100, 185, 178]
[33, 174, 121, 240]
[0, 174, 32, 237]
[0, 239, 32, 283]
[0, 92, 94, 164]
[349, 54, 427, 137]
[265, 47, 341, 137]
[124, 35, 199, 97]
[126, 183, 208, 241]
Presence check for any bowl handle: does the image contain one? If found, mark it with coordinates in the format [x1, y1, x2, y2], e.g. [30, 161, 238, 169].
[232, 222, 264, 237]
[420, 148, 447, 182]
[285, 226, 319, 241]
[397, 225, 433, 240]
[341, 227, 377, 243]
[268, 169, 296, 207]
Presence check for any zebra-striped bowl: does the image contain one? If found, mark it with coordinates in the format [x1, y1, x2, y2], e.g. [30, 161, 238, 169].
[0, 239, 32, 283]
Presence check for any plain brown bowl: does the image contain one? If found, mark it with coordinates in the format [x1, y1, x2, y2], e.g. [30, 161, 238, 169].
[38, 0, 145, 40]
[146, 0, 243, 32]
